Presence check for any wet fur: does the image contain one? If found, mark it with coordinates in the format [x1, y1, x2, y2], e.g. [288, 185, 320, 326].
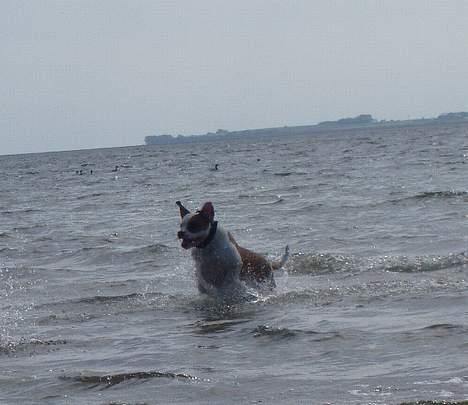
[228, 232, 276, 286]
[177, 201, 288, 296]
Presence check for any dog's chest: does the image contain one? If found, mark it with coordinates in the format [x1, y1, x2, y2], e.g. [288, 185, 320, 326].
[191, 230, 241, 287]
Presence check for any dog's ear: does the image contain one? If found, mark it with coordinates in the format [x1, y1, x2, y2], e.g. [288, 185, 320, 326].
[200, 202, 215, 222]
[176, 201, 190, 218]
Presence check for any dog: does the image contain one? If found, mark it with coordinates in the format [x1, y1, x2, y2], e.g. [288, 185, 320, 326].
[176, 201, 289, 296]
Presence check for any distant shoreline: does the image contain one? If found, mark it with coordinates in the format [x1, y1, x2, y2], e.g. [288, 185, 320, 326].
[145, 112, 468, 145]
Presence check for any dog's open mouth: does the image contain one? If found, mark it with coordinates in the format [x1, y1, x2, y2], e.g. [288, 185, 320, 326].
[178, 231, 193, 249]
[181, 238, 194, 249]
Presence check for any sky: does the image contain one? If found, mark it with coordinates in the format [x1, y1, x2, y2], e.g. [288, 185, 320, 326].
[1, 0, 468, 155]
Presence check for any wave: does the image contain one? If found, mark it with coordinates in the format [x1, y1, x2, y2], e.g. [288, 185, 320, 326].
[356, 190, 468, 210]
[55, 243, 171, 267]
[399, 401, 468, 405]
[257, 197, 284, 205]
[288, 253, 359, 274]
[0, 338, 68, 355]
[371, 253, 468, 273]
[419, 323, 468, 336]
[273, 171, 307, 177]
[82, 243, 170, 257]
[288, 251, 468, 275]
[238, 193, 284, 205]
[131, 243, 171, 255]
[262, 289, 343, 306]
[252, 325, 342, 341]
[12, 224, 45, 232]
[70, 292, 149, 305]
[39, 291, 172, 309]
[35, 292, 195, 326]
[61, 370, 206, 387]
[389, 190, 468, 204]
[263, 276, 467, 306]
[76, 192, 105, 200]
[1, 208, 42, 215]
[0, 247, 18, 254]
[399, 323, 468, 345]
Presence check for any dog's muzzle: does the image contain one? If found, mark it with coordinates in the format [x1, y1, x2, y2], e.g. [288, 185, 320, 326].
[178, 231, 193, 249]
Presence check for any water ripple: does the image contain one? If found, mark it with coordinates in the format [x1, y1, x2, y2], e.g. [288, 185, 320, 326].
[61, 370, 208, 388]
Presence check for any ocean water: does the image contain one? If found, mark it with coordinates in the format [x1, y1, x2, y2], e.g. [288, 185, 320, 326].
[1, 124, 467, 405]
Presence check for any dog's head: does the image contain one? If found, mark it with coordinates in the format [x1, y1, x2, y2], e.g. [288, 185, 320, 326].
[176, 201, 215, 249]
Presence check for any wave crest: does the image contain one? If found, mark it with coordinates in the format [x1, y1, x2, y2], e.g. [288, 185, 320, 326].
[61, 370, 207, 387]
[252, 324, 342, 341]
[390, 190, 468, 204]
[288, 252, 468, 275]
[0, 338, 67, 355]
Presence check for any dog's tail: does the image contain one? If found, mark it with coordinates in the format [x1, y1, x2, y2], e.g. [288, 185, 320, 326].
[272, 245, 290, 270]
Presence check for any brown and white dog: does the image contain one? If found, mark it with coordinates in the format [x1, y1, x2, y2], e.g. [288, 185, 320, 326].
[176, 201, 289, 297]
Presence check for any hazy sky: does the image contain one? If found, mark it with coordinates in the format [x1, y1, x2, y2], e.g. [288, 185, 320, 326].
[2, 0, 468, 155]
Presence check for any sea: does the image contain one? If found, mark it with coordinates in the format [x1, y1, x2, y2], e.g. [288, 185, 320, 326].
[1, 123, 467, 405]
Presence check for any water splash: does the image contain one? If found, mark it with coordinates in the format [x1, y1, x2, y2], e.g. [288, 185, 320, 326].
[288, 251, 468, 275]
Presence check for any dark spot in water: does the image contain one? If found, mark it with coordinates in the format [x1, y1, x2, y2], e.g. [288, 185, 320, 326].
[399, 401, 468, 405]
[61, 370, 207, 388]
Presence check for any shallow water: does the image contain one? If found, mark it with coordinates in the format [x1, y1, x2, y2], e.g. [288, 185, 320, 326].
[1, 124, 467, 404]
